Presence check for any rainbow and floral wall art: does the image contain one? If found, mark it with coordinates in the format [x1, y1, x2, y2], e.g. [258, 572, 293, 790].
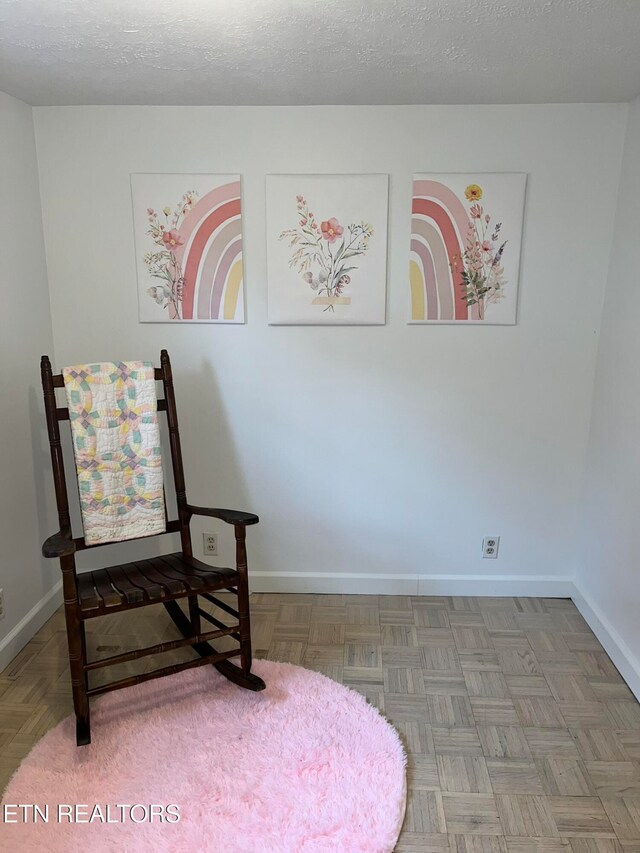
[409, 174, 526, 324]
[131, 174, 245, 323]
[267, 175, 388, 324]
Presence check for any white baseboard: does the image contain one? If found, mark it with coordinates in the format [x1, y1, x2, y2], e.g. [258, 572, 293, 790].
[249, 571, 418, 595]
[417, 574, 575, 597]
[0, 581, 63, 673]
[572, 580, 640, 701]
[250, 571, 575, 598]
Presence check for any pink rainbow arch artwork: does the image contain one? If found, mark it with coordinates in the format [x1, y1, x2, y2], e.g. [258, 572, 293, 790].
[409, 173, 526, 325]
[132, 173, 245, 324]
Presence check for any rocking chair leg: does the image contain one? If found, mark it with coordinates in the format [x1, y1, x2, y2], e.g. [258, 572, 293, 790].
[76, 714, 91, 747]
[188, 594, 201, 635]
[67, 609, 91, 746]
[60, 562, 91, 746]
[163, 599, 265, 692]
[234, 524, 254, 676]
[237, 572, 253, 676]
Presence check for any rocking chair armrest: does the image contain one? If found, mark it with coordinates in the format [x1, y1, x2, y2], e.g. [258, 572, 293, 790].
[42, 531, 76, 558]
[184, 505, 259, 526]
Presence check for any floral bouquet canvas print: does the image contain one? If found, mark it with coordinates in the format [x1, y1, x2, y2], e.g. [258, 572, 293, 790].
[409, 173, 526, 324]
[267, 175, 388, 324]
[131, 174, 245, 323]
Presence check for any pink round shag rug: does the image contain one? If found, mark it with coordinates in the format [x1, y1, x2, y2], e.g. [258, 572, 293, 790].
[2, 659, 406, 852]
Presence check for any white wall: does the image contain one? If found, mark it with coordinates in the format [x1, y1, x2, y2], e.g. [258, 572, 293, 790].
[575, 95, 640, 697]
[33, 104, 626, 595]
[0, 92, 59, 669]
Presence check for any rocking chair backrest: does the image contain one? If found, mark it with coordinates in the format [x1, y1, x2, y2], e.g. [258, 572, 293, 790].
[40, 349, 192, 556]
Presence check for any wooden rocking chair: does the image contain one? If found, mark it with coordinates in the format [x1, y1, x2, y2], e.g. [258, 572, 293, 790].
[40, 349, 265, 746]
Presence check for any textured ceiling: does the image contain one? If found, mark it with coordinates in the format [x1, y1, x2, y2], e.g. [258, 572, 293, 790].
[1, 0, 639, 106]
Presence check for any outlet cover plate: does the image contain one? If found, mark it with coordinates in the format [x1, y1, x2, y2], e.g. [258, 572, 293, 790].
[482, 536, 500, 559]
[203, 533, 218, 556]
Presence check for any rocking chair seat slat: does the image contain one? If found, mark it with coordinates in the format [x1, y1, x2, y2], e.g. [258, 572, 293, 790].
[77, 553, 239, 618]
[77, 571, 102, 611]
[106, 567, 146, 605]
[160, 552, 226, 583]
[91, 569, 124, 608]
[134, 560, 185, 595]
[152, 557, 208, 592]
[122, 563, 164, 600]
[157, 553, 238, 590]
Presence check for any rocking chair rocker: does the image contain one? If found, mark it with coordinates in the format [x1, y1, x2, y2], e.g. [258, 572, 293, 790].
[40, 349, 265, 746]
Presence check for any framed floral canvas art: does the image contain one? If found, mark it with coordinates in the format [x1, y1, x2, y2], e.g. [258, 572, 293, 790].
[267, 174, 389, 325]
[409, 173, 527, 324]
[131, 173, 245, 323]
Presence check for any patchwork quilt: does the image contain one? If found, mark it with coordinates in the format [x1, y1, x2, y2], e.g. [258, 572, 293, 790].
[62, 361, 166, 545]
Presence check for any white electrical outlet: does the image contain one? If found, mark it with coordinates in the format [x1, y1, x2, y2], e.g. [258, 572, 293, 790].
[0, 588, 4, 620]
[482, 536, 500, 559]
[203, 533, 218, 556]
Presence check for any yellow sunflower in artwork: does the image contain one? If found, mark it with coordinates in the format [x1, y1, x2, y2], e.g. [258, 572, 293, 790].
[464, 184, 483, 202]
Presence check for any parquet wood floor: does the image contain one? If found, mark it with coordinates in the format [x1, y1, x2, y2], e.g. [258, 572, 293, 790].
[2, 593, 640, 852]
